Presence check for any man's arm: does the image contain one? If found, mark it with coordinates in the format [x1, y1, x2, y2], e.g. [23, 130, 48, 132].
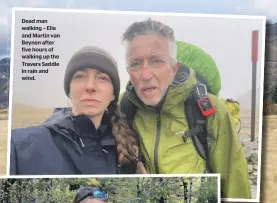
[208, 95, 252, 199]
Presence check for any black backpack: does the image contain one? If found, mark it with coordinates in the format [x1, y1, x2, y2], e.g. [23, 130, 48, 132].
[120, 66, 216, 173]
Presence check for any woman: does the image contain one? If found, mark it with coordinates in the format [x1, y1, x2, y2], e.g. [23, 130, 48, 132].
[10, 46, 146, 175]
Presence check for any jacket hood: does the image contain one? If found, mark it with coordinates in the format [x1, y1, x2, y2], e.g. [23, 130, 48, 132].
[126, 65, 198, 112]
[43, 107, 77, 133]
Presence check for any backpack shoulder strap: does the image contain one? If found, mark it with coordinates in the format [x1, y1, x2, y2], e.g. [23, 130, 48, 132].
[119, 91, 145, 169]
[120, 91, 137, 127]
[184, 93, 213, 173]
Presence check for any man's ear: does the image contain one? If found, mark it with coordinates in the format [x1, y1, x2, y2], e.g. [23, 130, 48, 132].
[173, 61, 182, 73]
[127, 79, 133, 86]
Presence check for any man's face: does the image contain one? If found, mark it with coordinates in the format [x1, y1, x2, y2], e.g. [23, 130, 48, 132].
[126, 34, 179, 106]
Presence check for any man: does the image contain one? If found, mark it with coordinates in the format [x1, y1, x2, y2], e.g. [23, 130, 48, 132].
[73, 187, 108, 203]
[119, 18, 251, 199]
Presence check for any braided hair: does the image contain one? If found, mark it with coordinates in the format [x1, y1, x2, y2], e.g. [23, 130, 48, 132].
[107, 101, 139, 166]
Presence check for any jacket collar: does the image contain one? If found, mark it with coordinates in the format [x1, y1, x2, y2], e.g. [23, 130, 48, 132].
[43, 107, 111, 138]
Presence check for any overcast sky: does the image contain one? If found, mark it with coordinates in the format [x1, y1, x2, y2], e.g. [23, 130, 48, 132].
[0, 0, 276, 57]
[11, 9, 265, 110]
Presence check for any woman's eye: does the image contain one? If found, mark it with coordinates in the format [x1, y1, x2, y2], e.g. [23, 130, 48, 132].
[97, 75, 111, 82]
[73, 74, 85, 79]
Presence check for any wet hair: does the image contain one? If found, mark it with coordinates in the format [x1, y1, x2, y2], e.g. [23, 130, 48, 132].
[122, 18, 177, 65]
[108, 101, 138, 165]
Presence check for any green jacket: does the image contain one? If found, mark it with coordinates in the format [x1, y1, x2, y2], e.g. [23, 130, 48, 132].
[120, 68, 251, 199]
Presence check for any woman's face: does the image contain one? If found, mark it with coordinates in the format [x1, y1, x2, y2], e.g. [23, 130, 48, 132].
[69, 68, 115, 117]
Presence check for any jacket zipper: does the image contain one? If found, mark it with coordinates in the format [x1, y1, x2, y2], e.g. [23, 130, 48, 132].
[52, 125, 83, 155]
[154, 111, 161, 174]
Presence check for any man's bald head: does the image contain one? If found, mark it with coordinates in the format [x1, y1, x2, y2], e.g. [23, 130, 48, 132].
[79, 197, 107, 203]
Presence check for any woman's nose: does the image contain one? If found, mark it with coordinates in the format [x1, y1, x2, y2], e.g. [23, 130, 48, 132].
[85, 77, 97, 92]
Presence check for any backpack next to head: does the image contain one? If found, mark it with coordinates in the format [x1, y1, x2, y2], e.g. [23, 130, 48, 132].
[176, 40, 241, 133]
[120, 40, 241, 173]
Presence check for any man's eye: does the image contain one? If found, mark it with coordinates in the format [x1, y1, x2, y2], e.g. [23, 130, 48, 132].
[128, 60, 143, 68]
[152, 58, 164, 64]
[130, 62, 140, 67]
[153, 59, 162, 63]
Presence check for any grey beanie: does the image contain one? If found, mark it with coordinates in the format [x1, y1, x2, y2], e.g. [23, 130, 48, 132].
[64, 46, 120, 102]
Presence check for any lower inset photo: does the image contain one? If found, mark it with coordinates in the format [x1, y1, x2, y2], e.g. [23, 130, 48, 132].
[0, 175, 220, 203]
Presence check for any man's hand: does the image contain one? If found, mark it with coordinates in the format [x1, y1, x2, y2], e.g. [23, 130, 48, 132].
[137, 162, 148, 174]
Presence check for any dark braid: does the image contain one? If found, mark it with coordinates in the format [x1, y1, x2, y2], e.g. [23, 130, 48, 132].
[108, 101, 138, 165]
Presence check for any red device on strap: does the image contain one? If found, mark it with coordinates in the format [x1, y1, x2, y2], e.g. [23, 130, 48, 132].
[197, 96, 216, 116]
[193, 84, 216, 117]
